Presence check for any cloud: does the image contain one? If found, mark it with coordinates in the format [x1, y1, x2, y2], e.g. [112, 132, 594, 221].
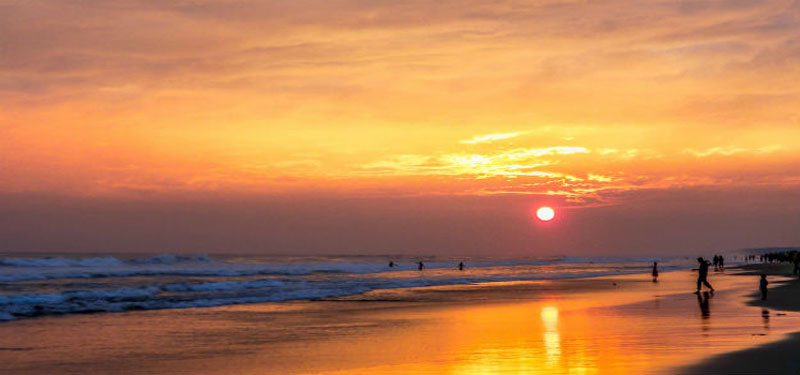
[460, 131, 526, 144]
[0, 0, 799, 206]
[685, 145, 782, 157]
[500, 146, 590, 158]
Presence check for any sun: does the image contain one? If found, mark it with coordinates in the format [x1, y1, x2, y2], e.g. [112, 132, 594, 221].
[536, 206, 555, 221]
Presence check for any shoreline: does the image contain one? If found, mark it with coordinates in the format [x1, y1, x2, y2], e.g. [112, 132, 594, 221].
[680, 263, 800, 374]
[5, 267, 799, 375]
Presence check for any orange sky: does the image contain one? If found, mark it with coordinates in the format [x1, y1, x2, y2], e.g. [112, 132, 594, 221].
[1, 0, 799, 254]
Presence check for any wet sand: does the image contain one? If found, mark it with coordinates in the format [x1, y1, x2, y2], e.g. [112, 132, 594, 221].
[681, 263, 800, 375]
[1, 268, 798, 374]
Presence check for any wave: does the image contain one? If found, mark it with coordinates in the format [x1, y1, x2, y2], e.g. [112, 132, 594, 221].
[0, 254, 210, 268]
[0, 253, 685, 283]
[0, 268, 667, 321]
[0, 253, 704, 321]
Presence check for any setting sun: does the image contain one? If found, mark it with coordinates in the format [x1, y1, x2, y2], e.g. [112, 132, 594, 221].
[536, 207, 556, 222]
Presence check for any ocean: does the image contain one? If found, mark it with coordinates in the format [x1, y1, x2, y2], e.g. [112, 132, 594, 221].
[0, 253, 707, 321]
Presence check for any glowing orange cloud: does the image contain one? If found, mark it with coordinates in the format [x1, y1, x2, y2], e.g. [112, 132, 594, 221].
[0, 0, 798, 206]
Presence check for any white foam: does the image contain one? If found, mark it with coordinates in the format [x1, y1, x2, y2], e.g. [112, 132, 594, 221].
[0, 254, 699, 321]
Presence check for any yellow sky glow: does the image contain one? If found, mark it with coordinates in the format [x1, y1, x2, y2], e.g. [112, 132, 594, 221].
[1, 0, 799, 206]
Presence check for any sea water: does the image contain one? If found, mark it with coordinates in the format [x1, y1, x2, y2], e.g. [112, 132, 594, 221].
[0, 252, 708, 321]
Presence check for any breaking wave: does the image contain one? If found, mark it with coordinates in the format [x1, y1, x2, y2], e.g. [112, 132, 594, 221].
[0, 253, 695, 321]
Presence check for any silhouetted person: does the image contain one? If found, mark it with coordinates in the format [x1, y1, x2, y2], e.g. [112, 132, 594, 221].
[719, 255, 724, 270]
[695, 257, 714, 293]
[458, 262, 464, 271]
[388, 261, 395, 268]
[697, 291, 711, 318]
[418, 261, 424, 271]
[651, 261, 659, 282]
[760, 274, 768, 300]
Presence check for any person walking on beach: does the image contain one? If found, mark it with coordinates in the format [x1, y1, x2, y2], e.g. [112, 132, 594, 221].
[760, 274, 769, 300]
[418, 261, 425, 271]
[695, 257, 714, 293]
[458, 262, 464, 271]
[651, 261, 659, 282]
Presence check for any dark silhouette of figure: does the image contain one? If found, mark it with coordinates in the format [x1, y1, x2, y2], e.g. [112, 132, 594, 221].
[712, 255, 719, 271]
[418, 261, 424, 271]
[388, 261, 395, 268]
[651, 261, 659, 282]
[458, 262, 464, 271]
[760, 274, 768, 300]
[697, 291, 711, 318]
[695, 257, 714, 293]
[718, 255, 724, 270]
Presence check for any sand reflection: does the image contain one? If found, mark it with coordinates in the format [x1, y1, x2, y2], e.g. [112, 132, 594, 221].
[541, 306, 561, 365]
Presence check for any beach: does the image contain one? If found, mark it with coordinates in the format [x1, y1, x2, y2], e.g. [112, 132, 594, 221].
[2, 258, 799, 374]
[680, 263, 800, 375]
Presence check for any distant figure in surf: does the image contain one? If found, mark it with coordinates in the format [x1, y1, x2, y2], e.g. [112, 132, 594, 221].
[760, 274, 769, 300]
[418, 261, 424, 271]
[388, 261, 395, 268]
[718, 255, 724, 270]
[695, 257, 714, 293]
[458, 262, 464, 271]
[651, 261, 659, 282]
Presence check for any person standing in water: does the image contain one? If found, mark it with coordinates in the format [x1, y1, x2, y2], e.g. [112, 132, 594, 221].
[651, 261, 659, 282]
[695, 257, 714, 293]
[458, 262, 464, 271]
[760, 274, 769, 300]
[418, 261, 424, 271]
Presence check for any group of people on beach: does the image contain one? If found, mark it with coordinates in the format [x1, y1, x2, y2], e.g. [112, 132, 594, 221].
[649, 257, 717, 294]
[693, 250, 800, 301]
[749, 250, 800, 277]
[744, 250, 800, 273]
[388, 261, 466, 271]
[393, 251, 794, 302]
[694, 256, 765, 298]
[745, 250, 799, 266]
[711, 255, 725, 270]
[748, 249, 800, 299]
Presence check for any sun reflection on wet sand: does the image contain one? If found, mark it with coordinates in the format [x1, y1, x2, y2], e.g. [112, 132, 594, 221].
[316, 272, 799, 375]
[541, 305, 561, 365]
